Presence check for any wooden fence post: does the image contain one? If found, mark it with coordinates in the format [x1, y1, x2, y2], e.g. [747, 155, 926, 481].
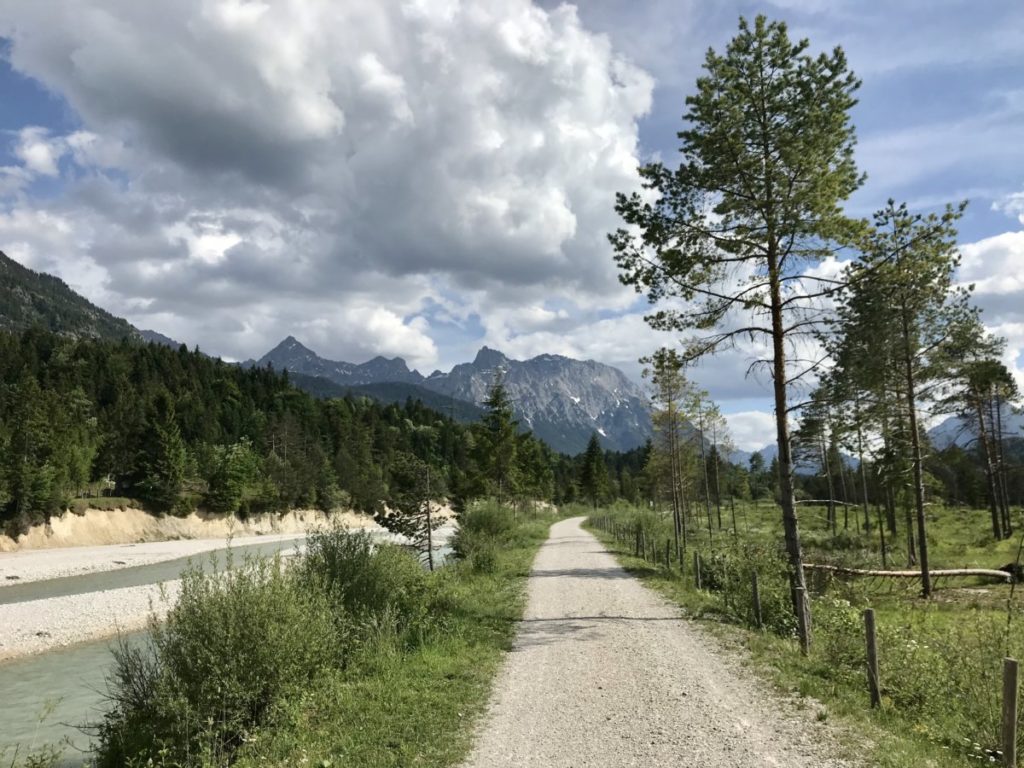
[795, 586, 810, 656]
[694, 552, 702, 590]
[751, 570, 763, 629]
[1004, 657, 1019, 767]
[864, 608, 881, 708]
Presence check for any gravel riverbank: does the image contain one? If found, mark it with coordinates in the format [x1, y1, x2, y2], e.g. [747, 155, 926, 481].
[0, 581, 180, 662]
[0, 521, 457, 662]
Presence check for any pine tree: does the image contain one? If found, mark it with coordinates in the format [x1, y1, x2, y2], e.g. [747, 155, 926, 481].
[643, 348, 691, 560]
[579, 432, 609, 508]
[941, 319, 1015, 539]
[204, 438, 261, 514]
[378, 451, 442, 570]
[138, 395, 188, 513]
[474, 372, 519, 505]
[748, 451, 767, 510]
[611, 16, 863, 650]
[836, 200, 976, 596]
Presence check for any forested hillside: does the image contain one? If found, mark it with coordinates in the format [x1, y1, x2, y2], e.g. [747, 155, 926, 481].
[0, 251, 137, 340]
[0, 328, 657, 537]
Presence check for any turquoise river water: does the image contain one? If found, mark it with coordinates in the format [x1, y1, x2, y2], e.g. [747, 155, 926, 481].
[0, 536, 307, 765]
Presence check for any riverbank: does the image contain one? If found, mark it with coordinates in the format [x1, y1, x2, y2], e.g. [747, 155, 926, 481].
[80, 505, 546, 768]
[1, 529, 328, 585]
[0, 521, 458, 663]
[0, 581, 180, 662]
[0, 535, 308, 663]
[0, 505, 370, 555]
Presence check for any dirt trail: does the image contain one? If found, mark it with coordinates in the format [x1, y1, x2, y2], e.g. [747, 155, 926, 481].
[462, 517, 852, 768]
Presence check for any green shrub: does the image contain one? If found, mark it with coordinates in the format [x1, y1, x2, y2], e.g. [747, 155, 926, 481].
[96, 555, 339, 767]
[453, 504, 540, 572]
[298, 526, 434, 642]
[811, 597, 865, 686]
[458, 504, 514, 538]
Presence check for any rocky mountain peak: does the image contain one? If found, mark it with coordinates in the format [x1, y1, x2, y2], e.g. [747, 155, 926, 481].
[472, 346, 508, 369]
[422, 347, 651, 453]
[273, 335, 311, 354]
[243, 338, 652, 454]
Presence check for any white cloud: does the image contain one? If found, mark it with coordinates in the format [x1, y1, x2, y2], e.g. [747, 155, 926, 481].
[724, 411, 777, 452]
[13, 127, 65, 177]
[0, 0, 653, 364]
[994, 192, 1024, 225]
[958, 229, 1024, 393]
[960, 231, 1024, 296]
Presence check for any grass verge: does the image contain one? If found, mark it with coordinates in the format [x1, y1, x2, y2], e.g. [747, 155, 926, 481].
[227, 519, 545, 768]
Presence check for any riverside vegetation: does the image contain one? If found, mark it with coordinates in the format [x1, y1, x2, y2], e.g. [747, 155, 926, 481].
[589, 502, 1024, 768]
[6, 503, 551, 767]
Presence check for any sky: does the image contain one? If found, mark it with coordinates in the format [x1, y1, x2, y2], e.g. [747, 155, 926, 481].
[1, 0, 1023, 451]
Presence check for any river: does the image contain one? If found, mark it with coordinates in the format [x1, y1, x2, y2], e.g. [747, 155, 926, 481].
[0, 529, 455, 765]
[0, 535, 307, 765]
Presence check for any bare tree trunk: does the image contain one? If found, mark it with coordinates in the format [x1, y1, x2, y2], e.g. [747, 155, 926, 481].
[901, 305, 929, 595]
[880, 406, 898, 535]
[698, 409, 714, 547]
[977, 399, 1003, 540]
[857, 423, 870, 533]
[712, 421, 723, 530]
[995, 392, 1013, 537]
[904, 495, 916, 567]
[669, 402, 683, 561]
[836, 447, 850, 530]
[821, 438, 836, 537]
[876, 502, 888, 568]
[768, 251, 811, 652]
[425, 468, 435, 572]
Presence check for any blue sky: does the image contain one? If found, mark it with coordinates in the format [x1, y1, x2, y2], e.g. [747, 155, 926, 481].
[1, 1, 1022, 449]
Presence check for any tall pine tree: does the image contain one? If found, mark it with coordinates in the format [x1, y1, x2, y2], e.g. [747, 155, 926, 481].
[611, 16, 863, 650]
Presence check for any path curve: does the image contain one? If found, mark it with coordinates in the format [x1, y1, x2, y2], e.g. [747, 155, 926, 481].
[462, 517, 851, 768]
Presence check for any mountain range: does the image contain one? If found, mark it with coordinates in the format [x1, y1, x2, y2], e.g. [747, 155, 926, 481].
[0, 249, 653, 455]
[246, 336, 652, 454]
[928, 408, 1024, 450]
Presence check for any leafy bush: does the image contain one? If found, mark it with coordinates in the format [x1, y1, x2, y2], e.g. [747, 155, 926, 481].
[96, 555, 339, 767]
[811, 597, 865, 686]
[459, 504, 514, 538]
[94, 509, 539, 768]
[298, 526, 434, 643]
[453, 504, 518, 572]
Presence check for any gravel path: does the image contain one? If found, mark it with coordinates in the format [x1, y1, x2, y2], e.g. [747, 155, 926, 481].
[462, 517, 852, 768]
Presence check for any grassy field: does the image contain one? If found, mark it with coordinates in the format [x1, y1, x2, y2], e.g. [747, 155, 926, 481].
[587, 501, 1024, 768]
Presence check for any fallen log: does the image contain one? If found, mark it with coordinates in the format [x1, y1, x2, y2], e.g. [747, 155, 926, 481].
[793, 499, 859, 506]
[805, 563, 1012, 583]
